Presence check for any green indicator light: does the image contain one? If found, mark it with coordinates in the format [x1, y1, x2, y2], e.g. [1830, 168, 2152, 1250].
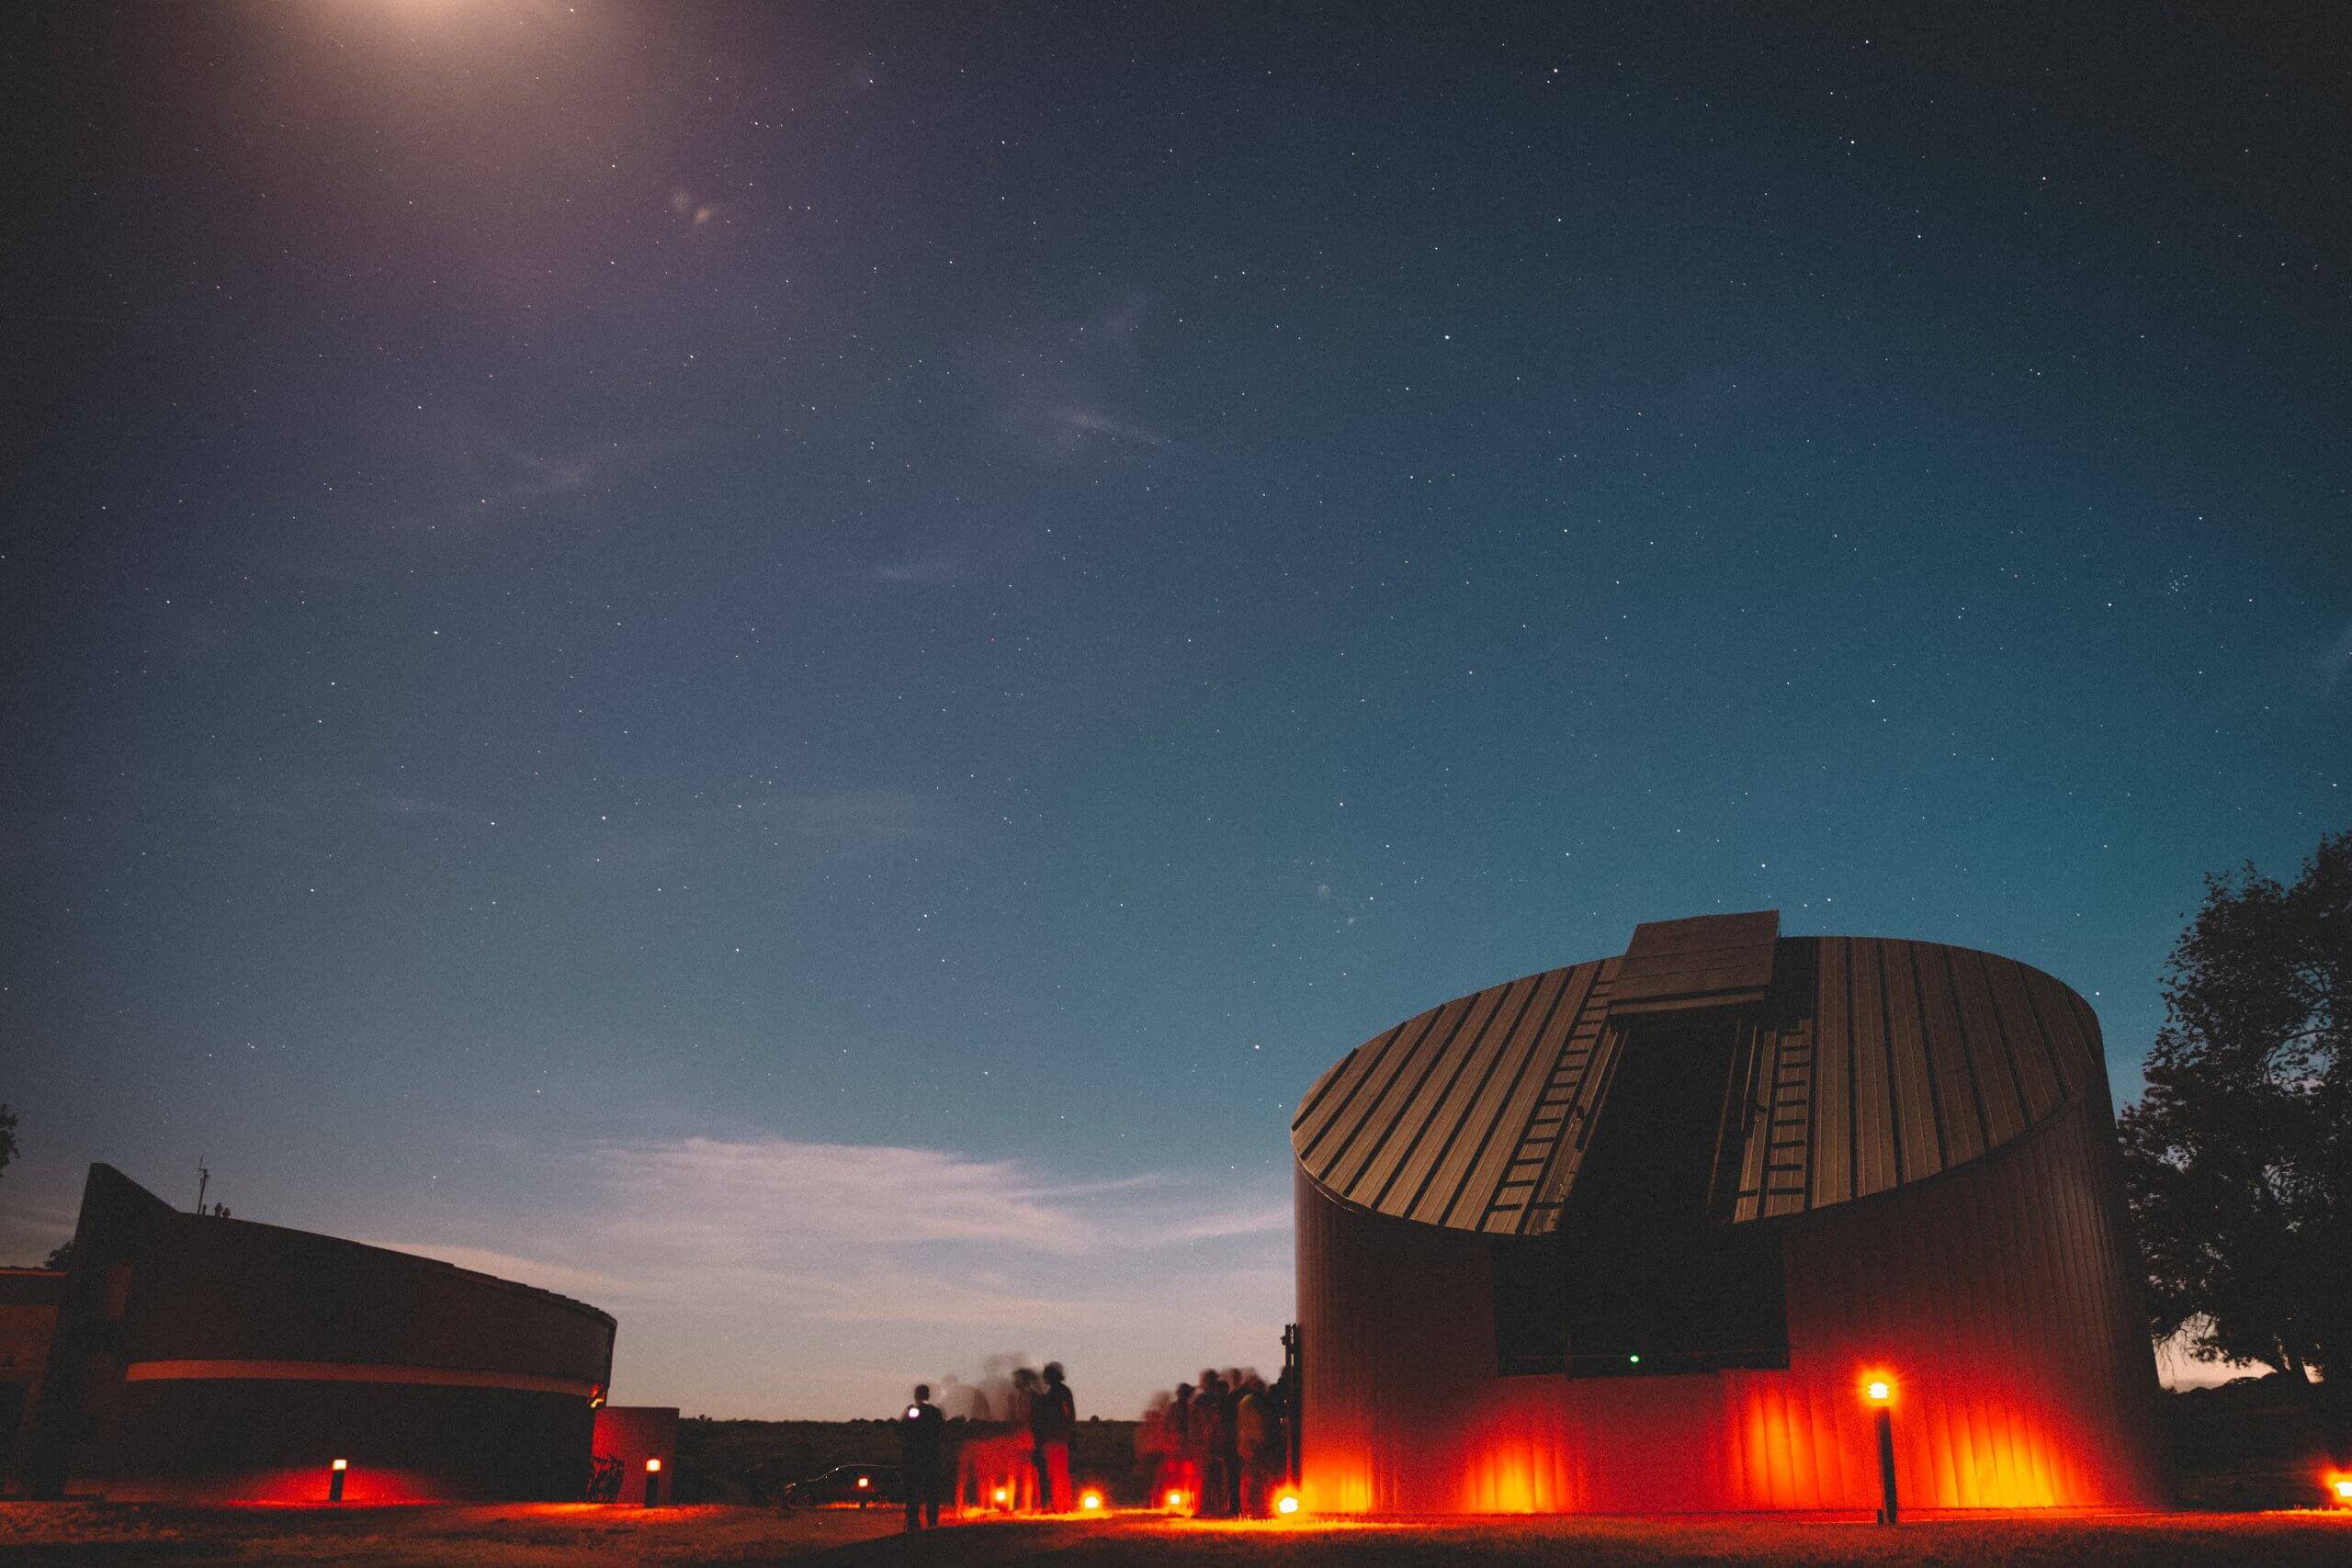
[1628, 1354, 1640, 1364]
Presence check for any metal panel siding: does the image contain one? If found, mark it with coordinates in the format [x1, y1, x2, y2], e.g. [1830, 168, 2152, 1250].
[1457, 962, 1611, 1231]
[1846, 941, 1900, 1196]
[1909, 941, 1988, 1168]
[1879, 942, 1945, 1182]
[1295, 1098, 2165, 1514]
[1946, 947, 2028, 1148]
[1810, 938, 1854, 1209]
[1349, 982, 1519, 1207]
[1983, 955, 2064, 1122]
[1303, 1001, 1458, 1185]
[1408, 965, 1583, 1225]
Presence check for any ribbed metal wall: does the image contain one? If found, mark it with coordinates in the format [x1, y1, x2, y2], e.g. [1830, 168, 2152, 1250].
[1293, 921, 2165, 1515]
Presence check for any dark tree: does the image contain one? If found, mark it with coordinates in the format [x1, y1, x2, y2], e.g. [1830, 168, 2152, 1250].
[0, 1102, 16, 1182]
[2120, 830, 2351, 1427]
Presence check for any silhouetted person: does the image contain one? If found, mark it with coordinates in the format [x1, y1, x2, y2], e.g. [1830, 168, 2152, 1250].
[1030, 1360, 1076, 1510]
[1195, 1371, 1238, 1517]
[1236, 1373, 1279, 1515]
[899, 1383, 945, 1530]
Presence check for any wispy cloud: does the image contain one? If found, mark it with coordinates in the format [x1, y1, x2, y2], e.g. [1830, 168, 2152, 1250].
[980, 294, 1173, 465]
[370, 1133, 1293, 1417]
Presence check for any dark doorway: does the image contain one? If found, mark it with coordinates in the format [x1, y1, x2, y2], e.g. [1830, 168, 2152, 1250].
[1492, 1011, 1788, 1377]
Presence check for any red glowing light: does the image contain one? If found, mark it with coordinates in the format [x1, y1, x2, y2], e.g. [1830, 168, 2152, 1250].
[992, 1486, 1009, 1504]
[330, 1459, 347, 1472]
[1275, 1491, 1301, 1515]
[2334, 1477, 2352, 1503]
[645, 1458, 662, 1473]
[855, 1474, 869, 1488]
[1165, 1489, 1186, 1509]
[1865, 1379, 1892, 1404]
[1080, 1488, 1103, 1510]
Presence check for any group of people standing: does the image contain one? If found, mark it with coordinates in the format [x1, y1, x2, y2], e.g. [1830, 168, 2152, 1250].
[1136, 1367, 1292, 1517]
[897, 1361, 1076, 1531]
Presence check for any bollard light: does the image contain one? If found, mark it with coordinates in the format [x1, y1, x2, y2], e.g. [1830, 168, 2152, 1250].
[1864, 1376, 1898, 1524]
[644, 1456, 662, 1508]
[328, 1458, 347, 1504]
[1275, 1490, 1301, 1516]
[1165, 1488, 1186, 1511]
[2333, 1476, 2352, 1506]
[992, 1485, 1010, 1508]
[1080, 1488, 1103, 1510]
[855, 1475, 870, 1490]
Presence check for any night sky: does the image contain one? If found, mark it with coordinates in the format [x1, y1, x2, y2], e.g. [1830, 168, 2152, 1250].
[5, 3, 2347, 1419]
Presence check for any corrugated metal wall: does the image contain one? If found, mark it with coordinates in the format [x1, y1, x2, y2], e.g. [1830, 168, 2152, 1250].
[1295, 1097, 2165, 1513]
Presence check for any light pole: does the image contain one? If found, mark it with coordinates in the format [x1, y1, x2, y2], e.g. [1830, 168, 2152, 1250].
[1865, 1379, 1897, 1524]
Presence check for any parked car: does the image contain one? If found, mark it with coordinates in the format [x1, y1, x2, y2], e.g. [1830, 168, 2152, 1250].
[779, 1462, 902, 1507]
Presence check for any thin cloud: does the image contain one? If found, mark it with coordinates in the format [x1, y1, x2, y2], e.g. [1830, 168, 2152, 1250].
[372, 1133, 1295, 1415]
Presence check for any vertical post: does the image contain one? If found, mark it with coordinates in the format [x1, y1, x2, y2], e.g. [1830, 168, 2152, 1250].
[328, 1459, 346, 1503]
[644, 1457, 662, 1507]
[1281, 1322, 1303, 1485]
[1873, 1402, 1898, 1525]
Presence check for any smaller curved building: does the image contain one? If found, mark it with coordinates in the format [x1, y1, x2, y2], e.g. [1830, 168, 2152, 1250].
[7, 1166, 614, 1503]
[1293, 911, 2165, 1514]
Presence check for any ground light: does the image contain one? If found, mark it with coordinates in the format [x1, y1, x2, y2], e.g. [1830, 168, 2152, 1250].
[2332, 1476, 2352, 1507]
[1164, 1488, 1187, 1512]
[1275, 1489, 1301, 1516]
[1080, 1488, 1103, 1510]
[854, 1474, 869, 1491]
[1865, 1376, 1897, 1525]
[992, 1486, 1010, 1510]
[643, 1457, 662, 1508]
[327, 1459, 346, 1504]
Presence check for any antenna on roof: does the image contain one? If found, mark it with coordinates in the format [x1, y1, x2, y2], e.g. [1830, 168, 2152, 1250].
[196, 1156, 209, 1214]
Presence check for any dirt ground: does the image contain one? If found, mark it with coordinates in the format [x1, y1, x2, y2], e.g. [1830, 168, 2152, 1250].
[1, 1502, 2347, 1567]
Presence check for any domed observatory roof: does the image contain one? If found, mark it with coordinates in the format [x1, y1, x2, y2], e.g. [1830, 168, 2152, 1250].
[1291, 910, 2107, 1377]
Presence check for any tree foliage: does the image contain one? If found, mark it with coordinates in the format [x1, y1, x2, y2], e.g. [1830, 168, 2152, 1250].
[2119, 829, 2352, 1385]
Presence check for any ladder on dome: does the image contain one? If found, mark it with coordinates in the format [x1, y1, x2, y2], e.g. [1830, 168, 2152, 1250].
[1728, 1020, 1815, 1222]
[1477, 968, 1615, 1236]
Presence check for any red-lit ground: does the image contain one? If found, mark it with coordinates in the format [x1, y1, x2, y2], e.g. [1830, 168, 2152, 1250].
[2, 1503, 2348, 1566]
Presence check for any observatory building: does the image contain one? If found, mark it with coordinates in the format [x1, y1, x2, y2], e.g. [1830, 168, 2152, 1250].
[5, 1165, 620, 1503]
[1292, 911, 2165, 1514]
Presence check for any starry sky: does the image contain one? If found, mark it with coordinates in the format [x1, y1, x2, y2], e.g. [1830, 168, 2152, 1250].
[4, 2, 2347, 1418]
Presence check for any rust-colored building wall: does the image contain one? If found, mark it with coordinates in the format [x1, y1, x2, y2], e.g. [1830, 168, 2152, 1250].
[1296, 1098, 2165, 1513]
[17, 1165, 615, 1503]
